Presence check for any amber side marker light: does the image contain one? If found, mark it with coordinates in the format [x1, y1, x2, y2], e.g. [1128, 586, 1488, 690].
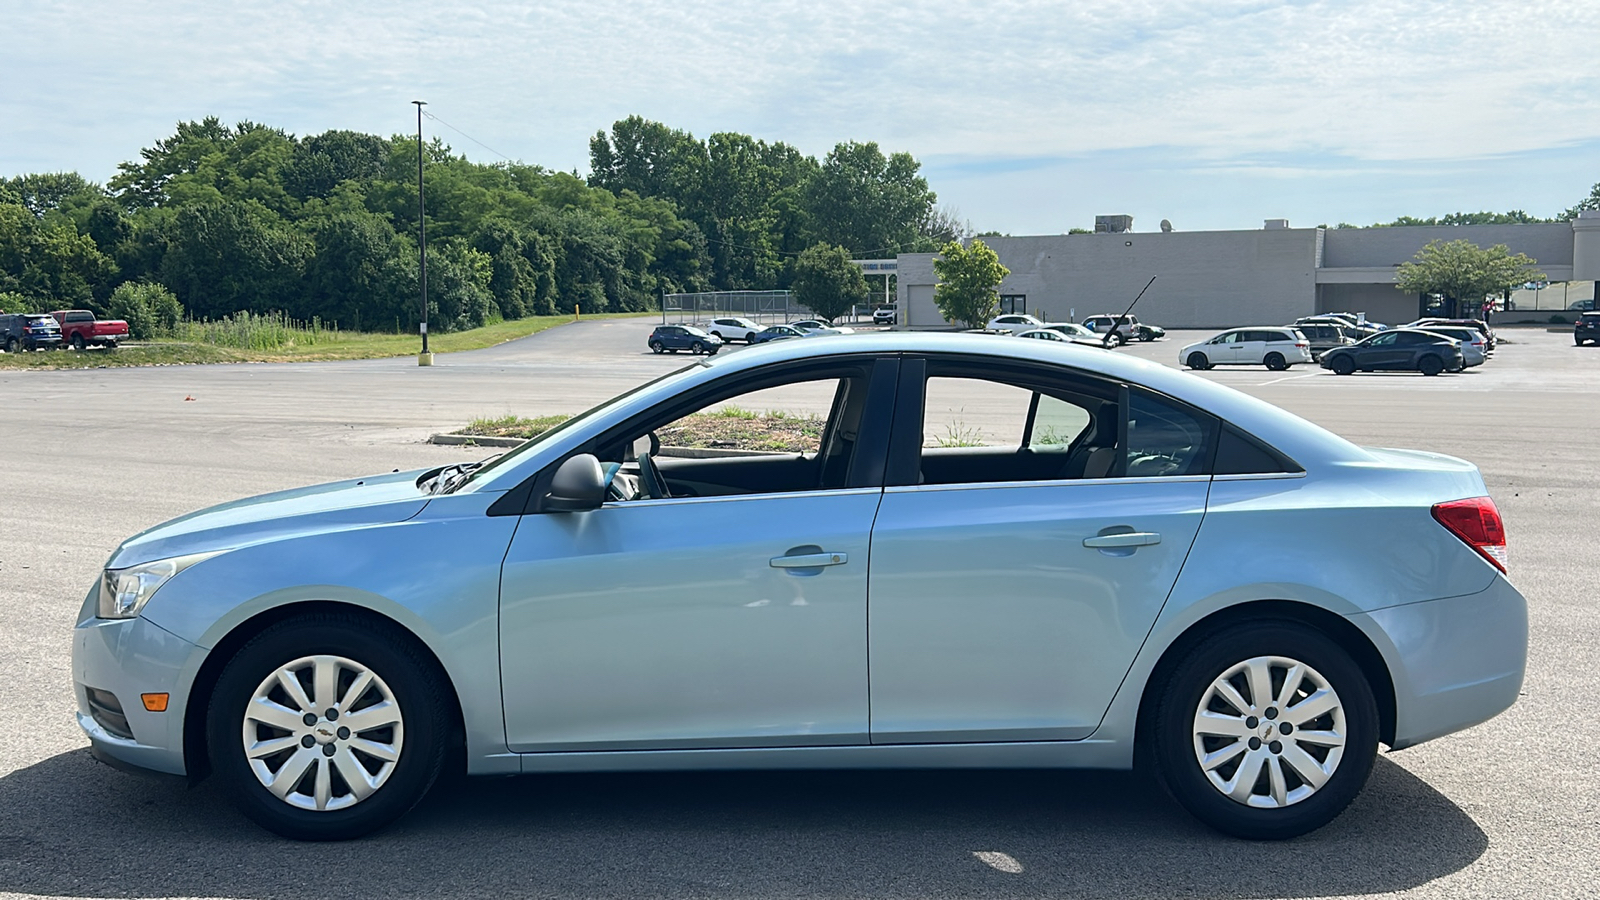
[141, 693, 169, 712]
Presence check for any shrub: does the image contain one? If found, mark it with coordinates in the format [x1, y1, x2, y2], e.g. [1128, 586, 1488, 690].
[107, 282, 185, 339]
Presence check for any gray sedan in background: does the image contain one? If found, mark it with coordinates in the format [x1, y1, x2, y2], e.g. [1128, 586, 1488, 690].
[74, 334, 1525, 841]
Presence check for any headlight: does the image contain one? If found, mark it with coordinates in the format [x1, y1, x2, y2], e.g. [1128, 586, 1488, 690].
[97, 552, 222, 619]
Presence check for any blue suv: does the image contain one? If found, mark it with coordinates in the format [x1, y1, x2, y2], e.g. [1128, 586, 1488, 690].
[648, 325, 723, 355]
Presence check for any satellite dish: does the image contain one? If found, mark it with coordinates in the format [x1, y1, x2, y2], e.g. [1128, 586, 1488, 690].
[1160, 219, 1173, 233]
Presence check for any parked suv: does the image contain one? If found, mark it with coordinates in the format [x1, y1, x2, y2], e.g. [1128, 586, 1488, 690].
[0, 313, 64, 352]
[873, 304, 897, 325]
[1319, 329, 1464, 376]
[647, 325, 723, 355]
[1180, 327, 1313, 371]
[706, 317, 761, 343]
[1294, 322, 1354, 359]
[1576, 312, 1600, 345]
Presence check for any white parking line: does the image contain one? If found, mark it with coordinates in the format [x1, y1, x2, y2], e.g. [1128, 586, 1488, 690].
[1258, 373, 1322, 386]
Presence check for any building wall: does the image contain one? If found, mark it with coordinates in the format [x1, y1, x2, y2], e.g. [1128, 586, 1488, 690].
[900, 231, 1320, 329]
[897, 221, 1585, 330]
[1321, 223, 1574, 269]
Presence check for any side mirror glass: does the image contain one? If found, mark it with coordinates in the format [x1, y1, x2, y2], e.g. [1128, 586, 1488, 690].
[542, 454, 606, 512]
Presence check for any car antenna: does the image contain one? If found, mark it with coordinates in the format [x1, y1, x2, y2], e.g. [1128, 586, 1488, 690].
[1106, 276, 1156, 346]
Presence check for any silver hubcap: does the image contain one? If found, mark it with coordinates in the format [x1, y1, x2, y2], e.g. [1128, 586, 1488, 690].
[241, 655, 404, 812]
[1192, 655, 1346, 809]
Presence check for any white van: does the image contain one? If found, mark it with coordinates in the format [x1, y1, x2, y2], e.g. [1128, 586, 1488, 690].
[1180, 327, 1313, 371]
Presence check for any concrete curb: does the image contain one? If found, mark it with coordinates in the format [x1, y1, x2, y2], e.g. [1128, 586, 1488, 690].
[429, 434, 526, 448]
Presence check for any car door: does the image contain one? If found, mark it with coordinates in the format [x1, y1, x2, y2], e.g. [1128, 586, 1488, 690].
[1209, 331, 1241, 363]
[498, 358, 897, 752]
[1354, 331, 1399, 368]
[866, 358, 1213, 743]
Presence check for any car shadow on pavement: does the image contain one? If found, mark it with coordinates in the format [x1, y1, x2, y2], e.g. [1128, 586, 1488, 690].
[0, 750, 1484, 899]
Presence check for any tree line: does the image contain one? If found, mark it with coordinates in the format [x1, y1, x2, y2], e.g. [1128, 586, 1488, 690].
[0, 116, 954, 334]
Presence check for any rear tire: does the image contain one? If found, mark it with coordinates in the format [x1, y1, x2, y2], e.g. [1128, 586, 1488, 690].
[1418, 355, 1443, 376]
[1330, 356, 1355, 376]
[1187, 352, 1211, 371]
[1152, 620, 1378, 840]
[1264, 352, 1287, 371]
[207, 613, 451, 841]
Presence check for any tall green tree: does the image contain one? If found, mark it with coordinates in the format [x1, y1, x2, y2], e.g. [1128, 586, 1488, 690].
[1395, 239, 1543, 318]
[932, 239, 1008, 329]
[790, 243, 868, 323]
[1565, 183, 1600, 219]
[805, 141, 936, 257]
[159, 200, 310, 318]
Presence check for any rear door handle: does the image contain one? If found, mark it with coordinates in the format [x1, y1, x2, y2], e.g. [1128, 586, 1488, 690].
[771, 552, 848, 568]
[1082, 532, 1162, 549]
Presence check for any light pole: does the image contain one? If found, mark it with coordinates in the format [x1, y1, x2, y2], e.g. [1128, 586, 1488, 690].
[413, 100, 432, 366]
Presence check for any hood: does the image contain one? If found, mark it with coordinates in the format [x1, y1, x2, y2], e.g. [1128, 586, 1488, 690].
[107, 468, 433, 569]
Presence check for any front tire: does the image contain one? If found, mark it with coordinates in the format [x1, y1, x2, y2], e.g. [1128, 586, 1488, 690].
[1152, 620, 1378, 840]
[744, 331, 756, 343]
[649, 340, 664, 354]
[207, 613, 451, 841]
[690, 341, 705, 355]
[1186, 352, 1211, 371]
[72, 333, 87, 351]
[1330, 356, 1355, 376]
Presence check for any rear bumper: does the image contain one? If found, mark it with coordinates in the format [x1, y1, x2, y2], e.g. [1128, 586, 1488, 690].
[1350, 575, 1527, 750]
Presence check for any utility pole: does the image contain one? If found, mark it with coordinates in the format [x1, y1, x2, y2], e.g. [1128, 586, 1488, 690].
[413, 100, 432, 366]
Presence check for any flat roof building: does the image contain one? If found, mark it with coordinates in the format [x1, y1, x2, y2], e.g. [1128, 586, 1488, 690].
[896, 213, 1600, 328]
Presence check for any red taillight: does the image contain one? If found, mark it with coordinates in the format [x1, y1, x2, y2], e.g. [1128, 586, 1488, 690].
[1431, 496, 1507, 573]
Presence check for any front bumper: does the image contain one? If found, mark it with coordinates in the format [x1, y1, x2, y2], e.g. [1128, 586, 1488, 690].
[72, 605, 203, 777]
[1350, 574, 1527, 750]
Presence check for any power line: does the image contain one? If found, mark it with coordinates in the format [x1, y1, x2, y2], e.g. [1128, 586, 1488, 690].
[420, 111, 517, 164]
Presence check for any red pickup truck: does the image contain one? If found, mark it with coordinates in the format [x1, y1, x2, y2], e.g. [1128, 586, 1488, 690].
[51, 310, 130, 350]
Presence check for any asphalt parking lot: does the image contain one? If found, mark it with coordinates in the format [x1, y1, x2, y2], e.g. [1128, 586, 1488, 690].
[1, 318, 1596, 899]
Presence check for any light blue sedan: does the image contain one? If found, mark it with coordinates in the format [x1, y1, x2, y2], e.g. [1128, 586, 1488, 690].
[73, 333, 1526, 841]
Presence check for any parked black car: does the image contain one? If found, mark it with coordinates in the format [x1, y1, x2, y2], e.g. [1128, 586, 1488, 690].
[0, 313, 64, 353]
[1319, 329, 1464, 376]
[748, 324, 807, 344]
[1577, 312, 1600, 345]
[647, 325, 723, 355]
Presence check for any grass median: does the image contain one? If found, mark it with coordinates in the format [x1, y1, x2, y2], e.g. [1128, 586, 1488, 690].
[0, 312, 652, 369]
[454, 407, 825, 453]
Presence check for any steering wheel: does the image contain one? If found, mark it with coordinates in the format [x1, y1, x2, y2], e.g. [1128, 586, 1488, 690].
[637, 451, 671, 500]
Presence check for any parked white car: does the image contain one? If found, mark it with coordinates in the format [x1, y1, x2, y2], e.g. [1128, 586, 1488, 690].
[790, 320, 854, 335]
[1181, 327, 1314, 371]
[987, 314, 1045, 334]
[1039, 323, 1109, 346]
[706, 317, 762, 343]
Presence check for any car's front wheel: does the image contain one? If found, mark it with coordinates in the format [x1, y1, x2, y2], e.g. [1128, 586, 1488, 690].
[72, 334, 87, 351]
[649, 340, 664, 354]
[690, 341, 705, 355]
[1330, 356, 1355, 376]
[1152, 620, 1378, 840]
[207, 613, 451, 841]
[1186, 352, 1211, 370]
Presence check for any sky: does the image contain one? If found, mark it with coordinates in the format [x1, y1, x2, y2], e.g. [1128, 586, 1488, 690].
[5, 0, 1599, 234]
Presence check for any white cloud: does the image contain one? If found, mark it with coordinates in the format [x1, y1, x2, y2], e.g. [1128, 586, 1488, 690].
[4, 0, 1597, 224]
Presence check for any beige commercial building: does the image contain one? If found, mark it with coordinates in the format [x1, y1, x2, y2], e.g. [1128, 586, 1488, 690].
[895, 212, 1600, 328]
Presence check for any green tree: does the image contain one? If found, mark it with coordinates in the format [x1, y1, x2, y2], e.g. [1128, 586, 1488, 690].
[106, 281, 184, 338]
[1565, 183, 1600, 219]
[1395, 239, 1543, 318]
[159, 200, 310, 318]
[932, 239, 1008, 329]
[790, 243, 868, 323]
[805, 141, 936, 256]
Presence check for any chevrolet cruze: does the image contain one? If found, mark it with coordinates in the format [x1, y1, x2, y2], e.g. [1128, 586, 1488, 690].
[74, 333, 1526, 841]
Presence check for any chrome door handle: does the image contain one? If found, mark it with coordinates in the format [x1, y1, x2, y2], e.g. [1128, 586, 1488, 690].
[771, 552, 848, 568]
[1082, 532, 1162, 549]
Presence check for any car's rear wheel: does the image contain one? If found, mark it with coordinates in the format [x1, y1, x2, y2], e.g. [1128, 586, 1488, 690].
[1417, 355, 1443, 376]
[1115, 333, 1128, 346]
[1330, 356, 1355, 376]
[1186, 352, 1211, 371]
[1264, 352, 1287, 371]
[208, 613, 450, 841]
[649, 340, 664, 354]
[1152, 620, 1378, 840]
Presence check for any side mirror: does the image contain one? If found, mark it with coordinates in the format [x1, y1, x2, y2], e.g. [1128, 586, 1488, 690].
[542, 454, 606, 512]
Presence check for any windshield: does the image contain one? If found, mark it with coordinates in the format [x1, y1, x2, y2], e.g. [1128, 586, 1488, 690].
[455, 363, 701, 490]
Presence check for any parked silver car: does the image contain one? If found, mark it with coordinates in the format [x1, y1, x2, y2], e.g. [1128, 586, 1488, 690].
[74, 334, 1525, 841]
